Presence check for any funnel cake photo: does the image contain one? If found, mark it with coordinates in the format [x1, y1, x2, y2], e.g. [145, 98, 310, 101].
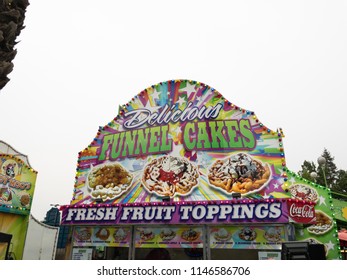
[75, 228, 92, 241]
[113, 228, 128, 242]
[160, 229, 176, 241]
[208, 153, 270, 195]
[140, 229, 155, 241]
[87, 162, 133, 201]
[95, 228, 110, 241]
[264, 227, 282, 242]
[142, 156, 199, 197]
[289, 184, 318, 202]
[214, 228, 232, 241]
[181, 228, 200, 241]
[16, 190, 30, 207]
[238, 228, 257, 241]
[307, 211, 333, 235]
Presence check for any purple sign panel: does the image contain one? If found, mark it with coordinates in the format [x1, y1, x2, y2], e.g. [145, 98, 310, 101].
[61, 199, 289, 225]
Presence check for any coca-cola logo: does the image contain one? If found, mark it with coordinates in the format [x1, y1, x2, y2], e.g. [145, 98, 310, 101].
[289, 203, 315, 219]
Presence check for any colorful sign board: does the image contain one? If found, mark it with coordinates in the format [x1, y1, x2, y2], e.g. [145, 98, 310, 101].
[65, 79, 340, 259]
[284, 169, 340, 260]
[0, 155, 37, 215]
[72, 80, 285, 206]
[134, 226, 203, 248]
[210, 225, 285, 250]
[61, 199, 314, 225]
[73, 226, 131, 247]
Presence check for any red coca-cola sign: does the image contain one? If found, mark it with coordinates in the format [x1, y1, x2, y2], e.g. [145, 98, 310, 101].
[287, 200, 316, 224]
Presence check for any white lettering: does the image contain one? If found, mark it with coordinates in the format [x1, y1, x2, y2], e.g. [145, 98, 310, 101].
[239, 204, 255, 219]
[123, 109, 150, 128]
[120, 207, 133, 220]
[205, 205, 219, 220]
[162, 206, 175, 220]
[123, 102, 223, 129]
[63, 202, 285, 224]
[104, 207, 118, 220]
[179, 205, 193, 220]
[219, 205, 232, 219]
[75, 208, 87, 221]
[289, 204, 314, 218]
[85, 208, 97, 220]
[231, 205, 242, 219]
[192, 205, 206, 220]
[95, 208, 105, 220]
[154, 206, 164, 220]
[66, 209, 77, 221]
[269, 203, 282, 218]
[144, 207, 157, 220]
[131, 207, 144, 220]
[255, 203, 268, 219]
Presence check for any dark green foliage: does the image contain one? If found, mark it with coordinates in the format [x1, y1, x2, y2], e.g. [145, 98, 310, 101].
[0, 0, 29, 90]
[335, 170, 347, 194]
[298, 148, 346, 194]
[298, 160, 317, 181]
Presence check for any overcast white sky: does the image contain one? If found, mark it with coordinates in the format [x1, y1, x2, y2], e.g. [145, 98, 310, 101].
[1, 0, 347, 221]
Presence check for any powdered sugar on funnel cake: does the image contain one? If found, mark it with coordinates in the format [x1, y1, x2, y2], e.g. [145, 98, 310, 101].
[289, 184, 318, 202]
[214, 228, 232, 241]
[142, 156, 199, 197]
[208, 153, 271, 195]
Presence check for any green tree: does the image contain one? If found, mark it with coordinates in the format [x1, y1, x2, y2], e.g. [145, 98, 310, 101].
[0, 0, 29, 90]
[317, 148, 338, 188]
[298, 148, 346, 193]
[335, 170, 347, 193]
[298, 160, 317, 181]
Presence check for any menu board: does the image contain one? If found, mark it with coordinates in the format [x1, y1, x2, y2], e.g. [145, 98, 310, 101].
[134, 226, 203, 248]
[72, 248, 93, 260]
[258, 251, 281, 260]
[210, 225, 285, 250]
[73, 226, 131, 247]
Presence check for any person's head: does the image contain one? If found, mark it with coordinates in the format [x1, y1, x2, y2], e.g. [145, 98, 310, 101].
[145, 248, 170, 260]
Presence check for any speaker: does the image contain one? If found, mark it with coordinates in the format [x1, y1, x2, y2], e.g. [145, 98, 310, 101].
[281, 242, 309, 260]
[308, 244, 326, 260]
